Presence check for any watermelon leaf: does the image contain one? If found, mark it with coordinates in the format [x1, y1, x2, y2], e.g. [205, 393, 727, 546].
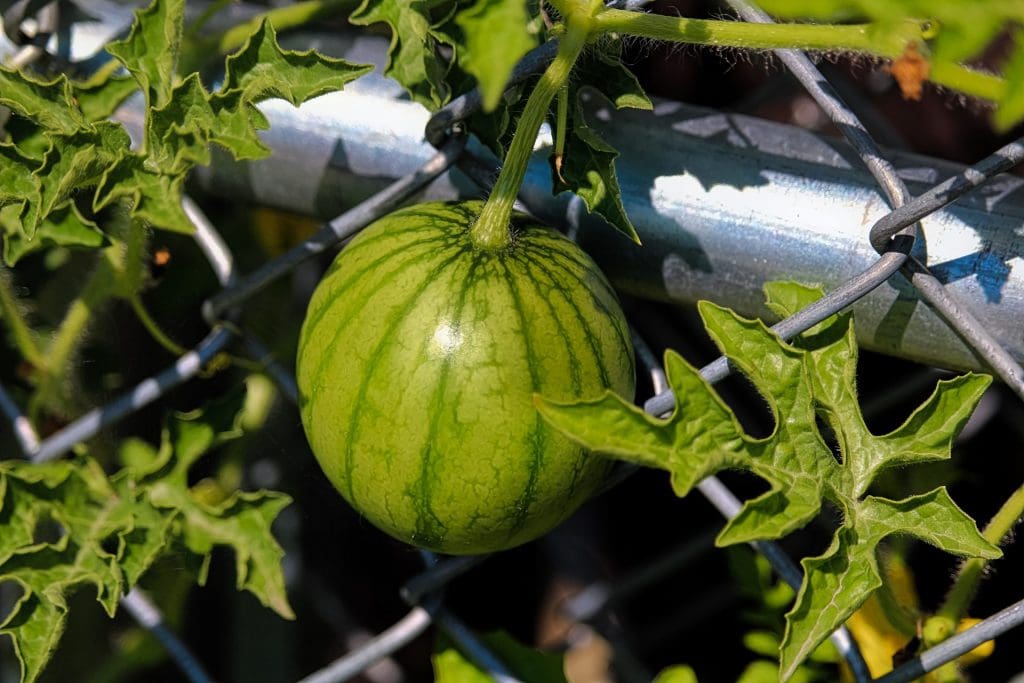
[0, 392, 293, 683]
[2, 202, 107, 266]
[220, 19, 373, 107]
[349, 0, 455, 109]
[455, 0, 538, 112]
[535, 281, 1000, 680]
[0, 0, 370, 256]
[105, 0, 185, 109]
[549, 39, 649, 244]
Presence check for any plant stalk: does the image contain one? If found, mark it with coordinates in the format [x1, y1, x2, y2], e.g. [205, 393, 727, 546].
[929, 61, 1005, 103]
[0, 268, 45, 370]
[32, 271, 112, 418]
[470, 18, 591, 249]
[594, 9, 923, 58]
[937, 480, 1024, 622]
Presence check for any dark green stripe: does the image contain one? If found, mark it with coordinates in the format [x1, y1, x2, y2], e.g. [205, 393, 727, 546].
[303, 231, 455, 333]
[518, 258, 595, 502]
[515, 259, 585, 392]
[304, 243, 460, 390]
[520, 240, 633, 378]
[520, 254, 619, 503]
[518, 237, 621, 306]
[339, 247, 471, 508]
[500, 257, 546, 538]
[522, 255, 610, 388]
[412, 251, 484, 547]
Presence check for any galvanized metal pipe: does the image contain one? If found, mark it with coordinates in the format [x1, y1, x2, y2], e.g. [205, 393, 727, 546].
[127, 34, 1024, 372]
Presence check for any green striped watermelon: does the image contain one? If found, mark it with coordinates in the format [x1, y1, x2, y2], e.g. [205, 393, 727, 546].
[296, 200, 635, 554]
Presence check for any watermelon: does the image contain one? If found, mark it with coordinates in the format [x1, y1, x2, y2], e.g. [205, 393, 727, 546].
[296, 200, 635, 554]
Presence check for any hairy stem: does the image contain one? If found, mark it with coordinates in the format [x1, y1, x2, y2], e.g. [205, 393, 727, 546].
[929, 61, 1005, 102]
[0, 268, 45, 370]
[593, 9, 924, 58]
[937, 481, 1024, 622]
[130, 296, 186, 356]
[31, 211, 138, 418]
[471, 16, 591, 249]
[32, 270, 113, 418]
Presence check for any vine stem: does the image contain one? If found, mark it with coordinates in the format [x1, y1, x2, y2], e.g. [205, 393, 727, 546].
[592, 9, 1009, 109]
[32, 270, 113, 418]
[470, 11, 593, 250]
[0, 268, 45, 370]
[929, 61, 1004, 102]
[593, 9, 923, 57]
[936, 480, 1024, 623]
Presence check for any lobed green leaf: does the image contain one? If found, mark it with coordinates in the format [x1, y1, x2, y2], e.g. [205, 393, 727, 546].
[106, 0, 184, 109]
[220, 19, 373, 107]
[2, 202, 106, 266]
[0, 69, 88, 135]
[455, 0, 537, 112]
[350, 0, 454, 108]
[548, 39, 651, 243]
[538, 283, 997, 680]
[0, 393, 294, 681]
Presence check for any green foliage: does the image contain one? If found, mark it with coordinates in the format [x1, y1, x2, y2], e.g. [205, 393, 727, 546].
[0, 392, 293, 683]
[433, 631, 567, 682]
[730, 549, 840, 682]
[0, 0, 369, 264]
[455, 0, 539, 112]
[349, 0, 455, 109]
[550, 38, 649, 243]
[653, 665, 700, 683]
[535, 282, 1000, 680]
[759, 0, 1024, 128]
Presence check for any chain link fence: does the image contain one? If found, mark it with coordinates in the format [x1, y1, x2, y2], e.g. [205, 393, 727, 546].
[2, 1, 1024, 681]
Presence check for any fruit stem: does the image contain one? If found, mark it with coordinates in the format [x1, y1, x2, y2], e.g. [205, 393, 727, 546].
[470, 13, 592, 250]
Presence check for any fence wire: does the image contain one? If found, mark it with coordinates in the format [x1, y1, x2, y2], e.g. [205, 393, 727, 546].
[1, 1, 1024, 682]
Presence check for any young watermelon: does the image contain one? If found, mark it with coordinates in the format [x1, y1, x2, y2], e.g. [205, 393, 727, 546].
[296, 200, 635, 554]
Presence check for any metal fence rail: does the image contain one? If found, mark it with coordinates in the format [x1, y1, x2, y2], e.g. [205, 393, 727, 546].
[2, 1, 1024, 682]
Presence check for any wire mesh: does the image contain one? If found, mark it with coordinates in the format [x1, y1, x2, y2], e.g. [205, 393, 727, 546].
[1, 0, 1023, 681]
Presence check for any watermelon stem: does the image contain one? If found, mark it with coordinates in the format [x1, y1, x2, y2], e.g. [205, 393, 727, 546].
[470, 13, 592, 251]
